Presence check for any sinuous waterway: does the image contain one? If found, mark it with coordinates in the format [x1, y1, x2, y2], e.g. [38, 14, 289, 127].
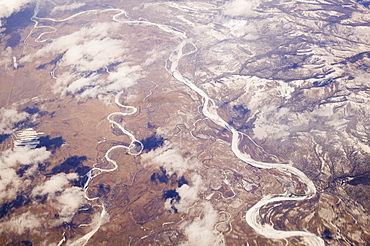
[68, 93, 143, 246]
[169, 39, 325, 246]
[29, 6, 324, 246]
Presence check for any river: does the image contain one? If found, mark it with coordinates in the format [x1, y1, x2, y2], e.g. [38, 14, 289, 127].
[29, 5, 323, 246]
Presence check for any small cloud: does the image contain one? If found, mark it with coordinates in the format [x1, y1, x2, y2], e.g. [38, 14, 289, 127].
[20, 22, 144, 100]
[0, 147, 84, 235]
[1, 146, 50, 168]
[144, 48, 169, 66]
[0, 211, 41, 234]
[141, 143, 200, 176]
[0, 47, 13, 66]
[31, 172, 85, 225]
[0, 0, 34, 21]
[0, 107, 29, 134]
[0, 146, 51, 203]
[50, 186, 85, 225]
[223, 0, 261, 17]
[174, 173, 205, 213]
[181, 202, 224, 246]
[225, 19, 258, 39]
[51, 2, 86, 14]
[142, 144, 206, 213]
[60, 38, 127, 72]
[31, 172, 78, 197]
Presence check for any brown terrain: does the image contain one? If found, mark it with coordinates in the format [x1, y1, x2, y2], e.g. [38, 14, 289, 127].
[1, 0, 370, 245]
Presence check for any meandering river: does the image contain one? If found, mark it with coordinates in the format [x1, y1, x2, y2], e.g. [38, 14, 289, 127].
[169, 38, 324, 246]
[29, 5, 323, 246]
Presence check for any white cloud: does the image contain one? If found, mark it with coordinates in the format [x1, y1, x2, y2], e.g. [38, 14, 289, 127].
[224, 19, 258, 39]
[0, 167, 21, 203]
[106, 64, 141, 89]
[144, 146, 225, 246]
[20, 22, 123, 64]
[141, 143, 200, 176]
[60, 73, 101, 95]
[0, 154, 85, 234]
[51, 2, 86, 14]
[60, 38, 127, 72]
[175, 173, 205, 213]
[0, 46, 13, 66]
[51, 186, 85, 224]
[0, 0, 34, 21]
[253, 106, 291, 140]
[1, 146, 50, 168]
[0, 211, 41, 234]
[0, 107, 29, 134]
[0, 146, 50, 203]
[31, 172, 78, 197]
[181, 202, 224, 246]
[144, 48, 169, 66]
[0, 147, 84, 229]
[21, 22, 120, 63]
[142, 144, 208, 213]
[57, 186, 85, 217]
[20, 22, 144, 99]
[32, 172, 85, 225]
[223, 0, 261, 17]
